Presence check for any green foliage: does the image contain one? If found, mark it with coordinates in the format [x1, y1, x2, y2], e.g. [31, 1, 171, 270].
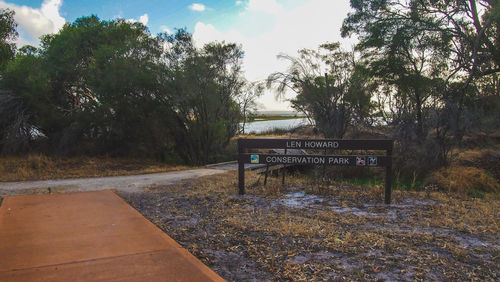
[0, 8, 21, 152]
[0, 52, 50, 153]
[0, 16, 246, 164]
[343, 0, 452, 139]
[165, 34, 245, 164]
[32, 16, 167, 153]
[237, 81, 264, 133]
[342, 0, 500, 172]
[0, 8, 17, 70]
[267, 44, 375, 138]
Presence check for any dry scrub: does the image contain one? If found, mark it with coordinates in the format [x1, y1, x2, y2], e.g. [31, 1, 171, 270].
[121, 171, 500, 281]
[431, 166, 500, 194]
[0, 154, 189, 182]
[429, 146, 500, 195]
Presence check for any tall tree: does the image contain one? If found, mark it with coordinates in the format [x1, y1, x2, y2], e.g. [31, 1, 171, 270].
[342, 0, 452, 138]
[0, 8, 17, 70]
[342, 0, 500, 139]
[267, 43, 374, 138]
[0, 50, 50, 153]
[0, 8, 27, 154]
[37, 16, 167, 154]
[164, 31, 245, 164]
[1, 16, 247, 163]
[237, 81, 264, 134]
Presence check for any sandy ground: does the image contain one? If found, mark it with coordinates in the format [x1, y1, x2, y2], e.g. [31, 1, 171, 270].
[0, 168, 227, 196]
[120, 171, 500, 281]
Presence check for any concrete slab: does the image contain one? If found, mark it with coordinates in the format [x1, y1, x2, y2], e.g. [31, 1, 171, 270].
[0, 190, 223, 281]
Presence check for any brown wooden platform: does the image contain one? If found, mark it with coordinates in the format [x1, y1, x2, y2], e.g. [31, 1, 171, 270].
[0, 190, 223, 281]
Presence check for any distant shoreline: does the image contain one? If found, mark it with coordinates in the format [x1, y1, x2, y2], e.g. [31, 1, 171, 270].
[255, 111, 306, 117]
[247, 115, 304, 122]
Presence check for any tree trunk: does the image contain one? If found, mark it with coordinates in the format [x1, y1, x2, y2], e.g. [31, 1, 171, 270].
[415, 90, 423, 139]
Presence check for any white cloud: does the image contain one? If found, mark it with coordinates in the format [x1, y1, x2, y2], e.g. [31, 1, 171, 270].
[193, 0, 355, 110]
[193, 22, 243, 47]
[189, 3, 206, 12]
[160, 25, 171, 34]
[0, 0, 66, 46]
[139, 14, 149, 26]
[246, 0, 283, 14]
[126, 13, 149, 26]
[235, 0, 244, 6]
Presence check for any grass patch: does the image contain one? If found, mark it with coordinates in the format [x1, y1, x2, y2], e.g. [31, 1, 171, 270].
[310, 174, 427, 192]
[0, 154, 190, 182]
[466, 188, 486, 198]
[339, 176, 384, 188]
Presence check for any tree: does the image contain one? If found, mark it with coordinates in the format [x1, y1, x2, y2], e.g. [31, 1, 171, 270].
[37, 16, 106, 150]
[0, 9, 37, 154]
[343, 1, 452, 138]
[342, 0, 500, 139]
[84, 18, 166, 155]
[341, 0, 500, 170]
[35, 16, 169, 155]
[0, 8, 17, 70]
[267, 43, 374, 138]
[1, 16, 247, 163]
[0, 51, 50, 153]
[164, 30, 246, 164]
[237, 81, 264, 134]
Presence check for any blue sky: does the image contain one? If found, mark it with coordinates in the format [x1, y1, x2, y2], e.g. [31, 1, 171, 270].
[62, 0, 251, 35]
[0, 0, 355, 110]
[54, 0, 306, 34]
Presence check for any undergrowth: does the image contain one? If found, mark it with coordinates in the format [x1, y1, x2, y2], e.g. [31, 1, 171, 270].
[431, 166, 500, 195]
[0, 154, 190, 182]
[122, 170, 500, 281]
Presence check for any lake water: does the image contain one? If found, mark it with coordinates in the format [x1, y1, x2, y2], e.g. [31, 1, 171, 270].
[240, 118, 310, 134]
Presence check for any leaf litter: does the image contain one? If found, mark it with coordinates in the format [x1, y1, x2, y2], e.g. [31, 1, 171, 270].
[119, 171, 500, 281]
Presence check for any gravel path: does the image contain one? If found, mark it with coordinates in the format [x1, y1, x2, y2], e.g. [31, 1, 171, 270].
[0, 168, 228, 196]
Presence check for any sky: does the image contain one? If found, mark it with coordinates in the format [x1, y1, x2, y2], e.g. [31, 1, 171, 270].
[0, 0, 356, 110]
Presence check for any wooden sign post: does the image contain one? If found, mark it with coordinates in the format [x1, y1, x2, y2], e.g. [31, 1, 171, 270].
[238, 138, 394, 204]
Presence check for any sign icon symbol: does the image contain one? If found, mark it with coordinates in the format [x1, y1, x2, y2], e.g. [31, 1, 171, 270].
[250, 155, 259, 164]
[356, 156, 366, 166]
[367, 156, 377, 166]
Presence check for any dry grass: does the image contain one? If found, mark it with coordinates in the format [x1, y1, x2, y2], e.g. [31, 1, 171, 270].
[455, 145, 500, 163]
[430, 166, 500, 194]
[428, 144, 500, 195]
[0, 154, 190, 182]
[121, 171, 500, 281]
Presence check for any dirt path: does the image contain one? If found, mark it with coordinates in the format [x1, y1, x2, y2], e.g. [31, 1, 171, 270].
[0, 168, 229, 196]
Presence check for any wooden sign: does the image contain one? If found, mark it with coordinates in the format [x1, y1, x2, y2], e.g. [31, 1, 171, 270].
[238, 138, 394, 204]
[240, 154, 390, 166]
